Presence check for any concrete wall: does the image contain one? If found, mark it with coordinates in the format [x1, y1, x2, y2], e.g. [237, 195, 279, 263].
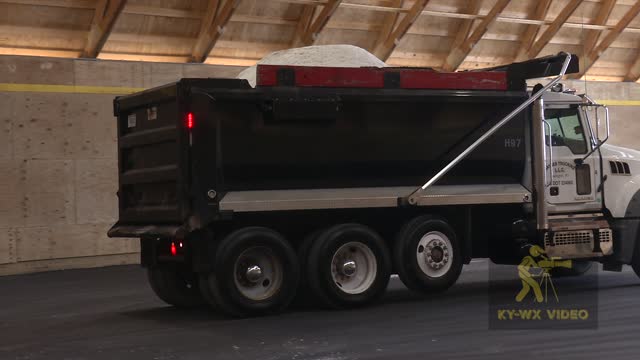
[0, 55, 244, 275]
[560, 80, 640, 149]
[0, 56, 639, 275]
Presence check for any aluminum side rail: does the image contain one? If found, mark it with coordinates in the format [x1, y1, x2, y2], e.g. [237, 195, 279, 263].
[405, 52, 573, 205]
[219, 184, 531, 213]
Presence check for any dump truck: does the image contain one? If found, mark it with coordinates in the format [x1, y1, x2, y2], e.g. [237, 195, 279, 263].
[108, 53, 640, 317]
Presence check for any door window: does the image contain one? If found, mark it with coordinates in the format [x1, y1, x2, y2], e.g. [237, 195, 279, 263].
[544, 108, 588, 154]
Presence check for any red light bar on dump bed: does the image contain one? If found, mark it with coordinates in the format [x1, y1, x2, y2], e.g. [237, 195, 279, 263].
[256, 64, 508, 91]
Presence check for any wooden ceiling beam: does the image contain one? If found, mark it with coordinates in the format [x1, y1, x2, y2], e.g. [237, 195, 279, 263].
[575, 1, 640, 79]
[6, 0, 638, 34]
[191, 0, 240, 63]
[514, 0, 551, 62]
[82, 0, 126, 58]
[521, 0, 583, 61]
[442, 0, 511, 71]
[291, 4, 316, 47]
[191, 0, 220, 62]
[284, 0, 640, 12]
[626, 55, 640, 82]
[0, 0, 94, 8]
[116, 5, 640, 36]
[574, 0, 640, 79]
[446, 1, 482, 65]
[373, 0, 431, 61]
[373, 0, 403, 53]
[123, 4, 201, 19]
[296, 0, 342, 46]
[232, 15, 297, 26]
[583, 0, 617, 54]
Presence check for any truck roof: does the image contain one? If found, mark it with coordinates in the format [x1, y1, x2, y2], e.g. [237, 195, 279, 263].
[541, 90, 584, 104]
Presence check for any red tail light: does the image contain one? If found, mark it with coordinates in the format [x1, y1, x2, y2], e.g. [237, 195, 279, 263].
[187, 112, 194, 129]
[170, 242, 177, 256]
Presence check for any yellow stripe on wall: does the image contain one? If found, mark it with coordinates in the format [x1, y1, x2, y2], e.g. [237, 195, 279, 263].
[596, 100, 640, 107]
[0, 83, 639, 106]
[0, 83, 145, 95]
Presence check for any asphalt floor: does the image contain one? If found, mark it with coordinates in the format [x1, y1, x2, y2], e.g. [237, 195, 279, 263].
[1, 260, 639, 360]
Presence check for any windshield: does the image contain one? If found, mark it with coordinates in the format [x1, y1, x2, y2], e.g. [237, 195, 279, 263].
[544, 107, 588, 154]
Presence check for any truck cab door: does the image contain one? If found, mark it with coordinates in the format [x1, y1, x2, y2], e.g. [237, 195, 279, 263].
[543, 105, 601, 213]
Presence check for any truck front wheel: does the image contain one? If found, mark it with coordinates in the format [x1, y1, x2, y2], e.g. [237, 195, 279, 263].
[394, 215, 463, 293]
[550, 260, 592, 277]
[147, 266, 204, 308]
[200, 227, 299, 317]
[631, 238, 640, 279]
[305, 224, 391, 309]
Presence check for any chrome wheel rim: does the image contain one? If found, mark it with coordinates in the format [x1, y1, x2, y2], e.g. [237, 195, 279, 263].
[416, 231, 452, 278]
[331, 242, 377, 295]
[233, 246, 283, 301]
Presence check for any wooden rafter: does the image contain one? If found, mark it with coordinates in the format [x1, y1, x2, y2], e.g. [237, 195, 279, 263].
[626, 55, 640, 82]
[514, 0, 551, 62]
[449, 1, 482, 56]
[373, 0, 403, 53]
[0, 0, 94, 10]
[573, 1, 640, 79]
[3, 0, 639, 33]
[124, 4, 200, 19]
[373, 0, 430, 61]
[82, 0, 126, 58]
[191, 0, 240, 63]
[291, 5, 317, 47]
[583, 0, 617, 55]
[295, 0, 342, 47]
[520, 0, 583, 61]
[442, 0, 511, 72]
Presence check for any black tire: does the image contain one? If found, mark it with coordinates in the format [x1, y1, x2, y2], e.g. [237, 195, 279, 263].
[147, 266, 204, 308]
[631, 240, 640, 279]
[293, 230, 322, 305]
[394, 215, 463, 293]
[198, 274, 218, 310]
[306, 224, 391, 309]
[201, 227, 299, 317]
[550, 260, 592, 277]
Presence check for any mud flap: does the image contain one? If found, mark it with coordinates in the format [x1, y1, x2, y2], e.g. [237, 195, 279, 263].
[610, 218, 640, 264]
[107, 223, 186, 239]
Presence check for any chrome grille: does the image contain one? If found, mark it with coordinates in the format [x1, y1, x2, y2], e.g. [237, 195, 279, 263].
[544, 228, 613, 258]
[544, 229, 612, 246]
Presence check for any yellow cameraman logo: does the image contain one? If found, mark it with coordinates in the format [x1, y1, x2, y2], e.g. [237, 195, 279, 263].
[515, 245, 572, 303]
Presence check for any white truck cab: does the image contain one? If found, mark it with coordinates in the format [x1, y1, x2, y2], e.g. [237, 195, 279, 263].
[539, 88, 640, 267]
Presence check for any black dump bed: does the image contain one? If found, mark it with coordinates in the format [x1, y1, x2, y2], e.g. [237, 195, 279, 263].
[108, 54, 579, 238]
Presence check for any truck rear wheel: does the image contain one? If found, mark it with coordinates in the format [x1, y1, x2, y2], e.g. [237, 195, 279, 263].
[305, 224, 391, 309]
[394, 215, 463, 293]
[200, 227, 299, 317]
[147, 266, 204, 308]
[292, 230, 322, 305]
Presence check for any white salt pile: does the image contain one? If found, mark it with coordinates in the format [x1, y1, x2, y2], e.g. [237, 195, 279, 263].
[237, 45, 386, 87]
